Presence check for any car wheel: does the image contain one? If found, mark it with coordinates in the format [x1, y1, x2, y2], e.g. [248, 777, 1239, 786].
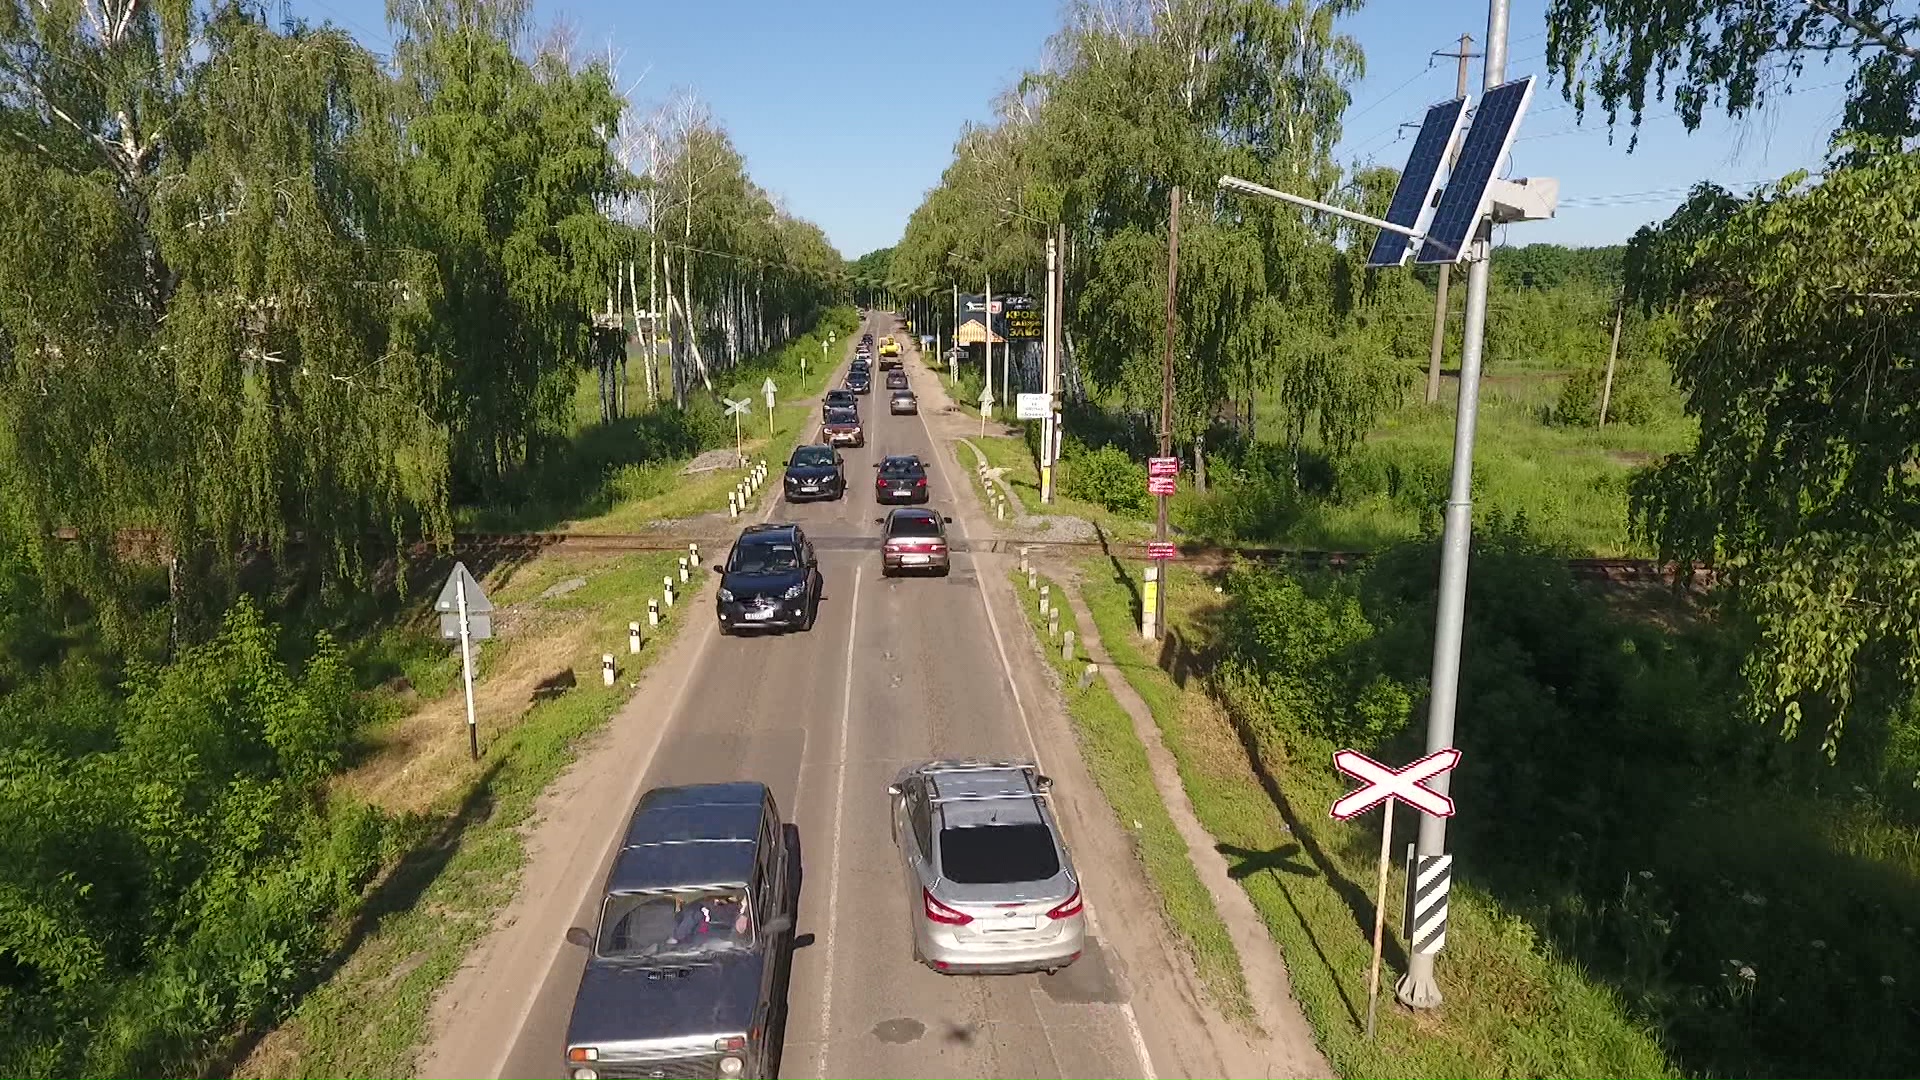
[802, 593, 817, 632]
[938, 564, 951, 577]
[718, 621, 734, 637]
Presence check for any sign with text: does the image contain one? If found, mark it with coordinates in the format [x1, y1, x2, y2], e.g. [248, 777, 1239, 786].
[1015, 392, 1051, 420]
[1146, 541, 1178, 560]
[957, 294, 1041, 340]
[1147, 475, 1175, 497]
[1147, 456, 1179, 478]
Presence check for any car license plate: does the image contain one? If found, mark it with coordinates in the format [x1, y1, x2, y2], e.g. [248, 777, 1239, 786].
[986, 916, 1037, 932]
[893, 488, 913, 496]
[901, 554, 929, 565]
[743, 608, 774, 621]
[798, 484, 817, 492]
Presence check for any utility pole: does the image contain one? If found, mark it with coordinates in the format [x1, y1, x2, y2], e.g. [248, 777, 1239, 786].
[1041, 231, 1058, 503]
[985, 273, 994, 418]
[1425, 32, 1481, 405]
[1150, 186, 1182, 642]
[1598, 297, 1623, 428]
[951, 283, 960, 386]
[1398, 0, 1507, 1012]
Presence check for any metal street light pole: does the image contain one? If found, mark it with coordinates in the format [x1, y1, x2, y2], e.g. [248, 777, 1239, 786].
[1150, 186, 1182, 642]
[1398, 0, 1509, 1012]
[1041, 231, 1058, 504]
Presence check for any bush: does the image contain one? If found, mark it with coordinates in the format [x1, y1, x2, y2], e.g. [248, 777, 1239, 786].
[1555, 364, 1655, 427]
[1062, 443, 1151, 515]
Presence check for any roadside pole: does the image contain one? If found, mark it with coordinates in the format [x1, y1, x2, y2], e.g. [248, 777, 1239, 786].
[1148, 186, 1182, 642]
[951, 283, 959, 386]
[1040, 232, 1058, 504]
[984, 273, 994, 419]
[457, 577, 478, 761]
[1398, 0, 1508, 1012]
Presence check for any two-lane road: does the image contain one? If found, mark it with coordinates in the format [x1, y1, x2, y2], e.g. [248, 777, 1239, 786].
[456, 315, 1163, 1079]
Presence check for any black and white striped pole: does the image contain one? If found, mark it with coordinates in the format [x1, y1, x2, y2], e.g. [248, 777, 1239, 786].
[1330, 747, 1461, 1037]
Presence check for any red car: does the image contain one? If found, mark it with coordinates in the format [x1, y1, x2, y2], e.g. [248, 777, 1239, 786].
[877, 507, 952, 576]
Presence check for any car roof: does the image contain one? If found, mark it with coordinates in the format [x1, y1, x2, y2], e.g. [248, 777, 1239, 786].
[881, 454, 922, 466]
[605, 838, 757, 893]
[636, 780, 770, 811]
[923, 765, 1045, 829]
[622, 801, 762, 847]
[890, 506, 938, 520]
[736, 523, 799, 544]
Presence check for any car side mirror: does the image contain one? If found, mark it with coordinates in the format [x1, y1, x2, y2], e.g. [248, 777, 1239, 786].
[872, 462, 881, 468]
[834, 455, 844, 465]
[1035, 774, 1054, 791]
[712, 564, 724, 574]
[943, 516, 954, 524]
[761, 914, 793, 936]
[887, 783, 901, 796]
[873, 517, 884, 525]
[565, 926, 593, 949]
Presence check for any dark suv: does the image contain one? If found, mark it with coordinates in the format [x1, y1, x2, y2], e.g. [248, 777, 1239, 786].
[713, 524, 822, 635]
[563, 782, 796, 1080]
[782, 444, 845, 502]
[822, 389, 857, 417]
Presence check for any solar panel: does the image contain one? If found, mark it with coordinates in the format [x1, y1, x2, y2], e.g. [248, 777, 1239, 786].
[1364, 96, 1469, 268]
[1416, 76, 1536, 264]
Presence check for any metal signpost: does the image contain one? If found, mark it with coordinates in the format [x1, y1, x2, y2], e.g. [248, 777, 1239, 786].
[762, 377, 778, 436]
[435, 561, 494, 761]
[723, 397, 751, 466]
[1331, 747, 1461, 1039]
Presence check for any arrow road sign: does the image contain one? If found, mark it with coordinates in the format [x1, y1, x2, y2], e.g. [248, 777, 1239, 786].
[979, 389, 995, 407]
[1330, 747, 1461, 820]
[762, 376, 777, 407]
[723, 397, 751, 417]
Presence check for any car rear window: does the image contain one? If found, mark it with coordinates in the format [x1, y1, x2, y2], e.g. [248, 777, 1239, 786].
[879, 458, 920, 476]
[889, 515, 940, 537]
[825, 408, 857, 423]
[938, 824, 1060, 884]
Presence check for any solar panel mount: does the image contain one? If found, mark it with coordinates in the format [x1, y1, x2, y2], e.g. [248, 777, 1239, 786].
[1363, 95, 1469, 269]
[1415, 75, 1537, 265]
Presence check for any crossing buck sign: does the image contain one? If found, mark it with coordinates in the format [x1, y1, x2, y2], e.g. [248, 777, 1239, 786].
[1330, 747, 1460, 820]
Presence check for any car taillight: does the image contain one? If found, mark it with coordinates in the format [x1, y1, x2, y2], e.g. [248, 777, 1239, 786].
[924, 888, 973, 926]
[1046, 887, 1083, 920]
[916, 477, 927, 486]
[878, 477, 888, 487]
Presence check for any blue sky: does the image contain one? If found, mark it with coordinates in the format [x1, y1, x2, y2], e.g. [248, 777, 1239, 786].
[288, 0, 1849, 260]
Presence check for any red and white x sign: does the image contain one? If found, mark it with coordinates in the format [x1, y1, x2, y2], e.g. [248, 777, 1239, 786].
[1329, 747, 1461, 820]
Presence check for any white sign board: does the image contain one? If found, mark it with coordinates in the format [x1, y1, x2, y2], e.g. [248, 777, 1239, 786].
[723, 397, 751, 417]
[1015, 393, 1051, 420]
[979, 389, 995, 407]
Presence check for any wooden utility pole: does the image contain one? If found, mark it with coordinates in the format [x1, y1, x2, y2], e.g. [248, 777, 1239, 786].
[1152, 186, 1182, 641]
[1598, 298, 1623, 428]
[1426, 33, 1480, 404]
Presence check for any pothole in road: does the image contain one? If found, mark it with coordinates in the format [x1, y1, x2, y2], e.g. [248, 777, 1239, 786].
[871, 1017, 926, 1044]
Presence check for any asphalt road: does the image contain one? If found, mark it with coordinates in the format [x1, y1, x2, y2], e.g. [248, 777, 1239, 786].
[482, 315, 1156, 1079]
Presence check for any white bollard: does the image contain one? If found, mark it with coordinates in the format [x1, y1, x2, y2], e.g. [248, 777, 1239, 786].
[629, 621, 642, 654]
[1049, 607, 1060, 642]
[1020, 546, 1031, 574]
[601, 653, 616, 687]
[1039, 585, 1050, 616]
[729, 492, 739, 518]
[689, 541, 700, 565]
[678, 557, 689, 584]
[649, 598, 660, 628]
[663, 577, 675, 607]
[997, 499, 1006, 521]
[1080, 663, 1099, 689]
[1027, 567, 1037, 591]
[1062, 628, 1076, 662]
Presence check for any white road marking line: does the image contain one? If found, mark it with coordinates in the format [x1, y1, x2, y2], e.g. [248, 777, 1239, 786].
[812, 562, 862, 1079]
[909, 353, 1159, 1080]
[490, 597, 725, 1079]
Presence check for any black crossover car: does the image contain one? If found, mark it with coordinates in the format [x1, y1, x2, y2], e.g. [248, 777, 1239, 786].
[563, 782, 796, 1080]
[822, 388, 857, 417]
[783, 443, 846, 502]
[713, 524, 822, 634]
[874, 454, 930, 505]
[845, 370, 872, 395]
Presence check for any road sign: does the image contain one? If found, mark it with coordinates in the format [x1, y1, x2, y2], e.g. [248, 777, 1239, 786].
[1015, 392, 1050, 420]
[436, 561, 491, 761]
[1330, 747, 1460, 820]
[1147, 475, 1175, 497]
[1145, 541, 1177, 560]
[761, 377, 777, 406]
[1147, 456, 1179, 478]
[723, 397, 750, 417]
[988, 300, 1002, 315]
[979, 389, 995, 407]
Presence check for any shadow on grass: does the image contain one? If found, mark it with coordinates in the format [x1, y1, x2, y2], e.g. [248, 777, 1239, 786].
[207, 758, 507, 1079]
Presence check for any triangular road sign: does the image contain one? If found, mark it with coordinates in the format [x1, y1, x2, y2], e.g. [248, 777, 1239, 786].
[435, 561, 493, 614]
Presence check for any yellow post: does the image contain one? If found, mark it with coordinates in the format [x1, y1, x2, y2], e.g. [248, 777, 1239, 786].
[1141, 565, 1160, 639]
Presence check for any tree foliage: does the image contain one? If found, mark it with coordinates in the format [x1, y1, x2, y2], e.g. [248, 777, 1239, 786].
[1629, 148, 1920, 756]
[1546, 0, 1920, 149]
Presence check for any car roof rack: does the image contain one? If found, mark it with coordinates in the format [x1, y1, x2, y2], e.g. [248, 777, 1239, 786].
[928, 791, 1047, 805]
[924, 760, 1039, 774]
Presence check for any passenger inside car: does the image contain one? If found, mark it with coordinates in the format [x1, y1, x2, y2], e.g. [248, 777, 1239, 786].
[668, 893, 750, 943]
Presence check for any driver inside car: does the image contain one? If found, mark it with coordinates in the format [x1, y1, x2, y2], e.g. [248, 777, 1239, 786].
[668, 894, 750, 943]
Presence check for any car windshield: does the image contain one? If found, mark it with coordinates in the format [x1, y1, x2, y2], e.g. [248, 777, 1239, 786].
[729, 542, 799, 574]
[825, 408, 857, 424]
[848, 374, 868, 383]
[595, 888, 754, 960]
[938, 823, 1060, 884]
[791, 447, 835, 467]
[879, 459, 921, 477]
[888, 514, 941, 538]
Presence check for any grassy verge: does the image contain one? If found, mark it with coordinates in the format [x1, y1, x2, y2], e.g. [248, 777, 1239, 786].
[239, 552, 702, 1077]
[1006, 567, 1254, 1026]
[1074, 557, 1673, 1079]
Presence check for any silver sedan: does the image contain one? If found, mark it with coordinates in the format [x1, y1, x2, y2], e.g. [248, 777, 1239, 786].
[887, 760, 1086, 975]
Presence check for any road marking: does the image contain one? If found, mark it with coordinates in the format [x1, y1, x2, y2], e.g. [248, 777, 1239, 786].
[812, 562, 862, 1079]
[908, 352, 1158, 1080]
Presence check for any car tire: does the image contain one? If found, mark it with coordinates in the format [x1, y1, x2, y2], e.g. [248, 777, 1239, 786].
[718, 622, 734, 637]
[802, 595, 817, 632]
[938, 564, 951, 577]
